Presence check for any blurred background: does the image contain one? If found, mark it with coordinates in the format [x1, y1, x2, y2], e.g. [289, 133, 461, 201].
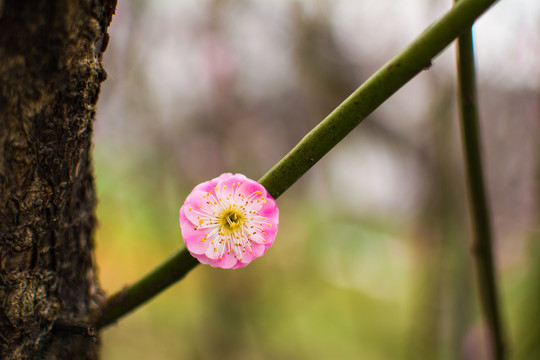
[93, 0, 540, 359]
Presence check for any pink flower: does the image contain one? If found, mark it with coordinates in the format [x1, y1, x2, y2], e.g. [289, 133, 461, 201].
[179, 173, 279, 269]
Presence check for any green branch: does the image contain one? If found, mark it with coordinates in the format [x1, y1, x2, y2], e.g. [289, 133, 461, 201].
[455, 10, 506, 360]
[96, 0, 499, 329]
[97, 248, 199, 328]
[259, 0, 499, 198]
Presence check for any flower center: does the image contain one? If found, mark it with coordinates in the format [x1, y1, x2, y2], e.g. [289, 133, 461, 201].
[220, 208, 244, 233]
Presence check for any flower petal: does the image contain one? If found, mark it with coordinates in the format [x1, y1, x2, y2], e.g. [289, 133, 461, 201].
[211, 253, 238, 269]
[179, 173, 279, 269]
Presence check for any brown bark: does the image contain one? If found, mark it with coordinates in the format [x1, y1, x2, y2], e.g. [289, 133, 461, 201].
[0, 0, 116, 358]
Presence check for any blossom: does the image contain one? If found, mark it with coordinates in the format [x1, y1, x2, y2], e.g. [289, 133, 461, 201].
[179, 173, 279, 269]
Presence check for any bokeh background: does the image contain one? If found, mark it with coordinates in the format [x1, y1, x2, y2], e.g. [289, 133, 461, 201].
[93, 1, 540, 359]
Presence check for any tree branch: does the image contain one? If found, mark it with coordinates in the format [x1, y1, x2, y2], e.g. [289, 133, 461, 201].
[455, 10, 506, 360]
[97, 249, 198, 328]
[97, 0, 499, 329]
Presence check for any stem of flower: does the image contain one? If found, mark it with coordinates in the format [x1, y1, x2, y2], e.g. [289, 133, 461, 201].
[259, 0, 498, 198]
[97, 248, 199, 328]
[96, 0, 499, 329]
[455, 13, 506, 360]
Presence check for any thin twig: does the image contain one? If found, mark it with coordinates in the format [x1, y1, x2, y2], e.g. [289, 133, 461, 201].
[455, 13, 506, 360]
[96, 0, 499, 329]
[259, 0, 498, 198]
[97, 248, 199, 328]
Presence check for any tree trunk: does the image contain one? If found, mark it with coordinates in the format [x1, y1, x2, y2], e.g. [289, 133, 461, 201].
[0, 0, 116, 358]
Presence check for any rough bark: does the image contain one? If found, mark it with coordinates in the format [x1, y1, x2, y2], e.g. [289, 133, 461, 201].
[0, 0, 116, 358]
